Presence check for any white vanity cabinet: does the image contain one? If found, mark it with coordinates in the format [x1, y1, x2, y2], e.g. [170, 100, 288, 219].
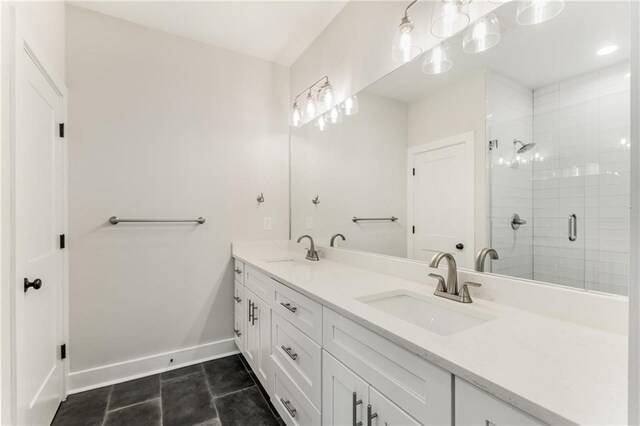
[455, 378, 544, 426]
[245, 287, 272, 390]
[233, 280, 245, 351]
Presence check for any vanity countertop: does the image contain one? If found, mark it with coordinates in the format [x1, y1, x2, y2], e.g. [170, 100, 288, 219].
[232, 243, 627, 426]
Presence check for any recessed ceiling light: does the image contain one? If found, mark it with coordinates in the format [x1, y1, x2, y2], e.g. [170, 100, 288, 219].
[597, 44, 619, 56]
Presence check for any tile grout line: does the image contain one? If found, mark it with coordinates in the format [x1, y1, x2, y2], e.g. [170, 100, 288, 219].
[105, 397, 162, 414]
[237, 355, 282, 422]
[158, 374, 164, 426]
[101, 386, 113, 426]
[200, 362, 221, 424]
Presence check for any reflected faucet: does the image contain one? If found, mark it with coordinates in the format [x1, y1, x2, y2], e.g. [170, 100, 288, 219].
[297, 235, 319, 261]
[330, 233, 346, 247]
[475, 248, 499, 272]
[429, 252, 481, 304]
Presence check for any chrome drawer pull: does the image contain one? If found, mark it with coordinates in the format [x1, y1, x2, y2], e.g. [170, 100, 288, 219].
[251, 304, 258, 325]
[248, 301, 254, 322]
[280, 398, 297, 418]
[280, 302, 298, 313]
[234, 268, 242, 274]
[352, 392, 363, 426]
[233, 328, 242, 337]
[367, 405, 378, 426]
[281, 345, 298, 361]
[234, 296, 242, 303]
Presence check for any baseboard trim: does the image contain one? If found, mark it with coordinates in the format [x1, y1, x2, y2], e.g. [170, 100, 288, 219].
[68, 338, 239, 394]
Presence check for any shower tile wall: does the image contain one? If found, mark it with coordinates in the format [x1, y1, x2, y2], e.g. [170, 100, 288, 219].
[486, 71, 534, 279]
[533, 62, 630, 295]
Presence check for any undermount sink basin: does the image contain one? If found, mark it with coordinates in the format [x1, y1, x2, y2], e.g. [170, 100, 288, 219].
[358, 290, 494, 336]
[264, 258, 307, 266]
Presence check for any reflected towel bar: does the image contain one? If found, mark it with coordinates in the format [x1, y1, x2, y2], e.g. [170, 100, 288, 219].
[352, 216, 398, 223]
[109, 216, 205, 225]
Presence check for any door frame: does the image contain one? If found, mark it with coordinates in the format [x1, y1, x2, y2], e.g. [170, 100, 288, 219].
[1, 8, 69, 424]
[406, 131, 475, 267]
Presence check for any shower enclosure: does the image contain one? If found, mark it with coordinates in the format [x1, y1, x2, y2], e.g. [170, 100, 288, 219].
[487, 64, 630, 296]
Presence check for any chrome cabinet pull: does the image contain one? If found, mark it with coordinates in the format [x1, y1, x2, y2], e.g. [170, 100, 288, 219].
[280, 302, 298, 313]
[281, 345, 298, 361]
[248, 300, 254, 322]
[233, 328, 242, 337]
[234, 268, 242, 275]
[280, 398, 297, 418]
[234, 296, 242, 303]
[568, 214, 577, 242]
[367, 404, 378, 426]
[352, 392, 363, 426]
[251, 304, 258, 325]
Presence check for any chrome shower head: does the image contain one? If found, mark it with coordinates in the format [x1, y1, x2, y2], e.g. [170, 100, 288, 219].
[514, 139, 536, 154]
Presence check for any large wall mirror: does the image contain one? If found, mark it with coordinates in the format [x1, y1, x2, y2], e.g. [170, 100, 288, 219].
[290, 1, 630, 296]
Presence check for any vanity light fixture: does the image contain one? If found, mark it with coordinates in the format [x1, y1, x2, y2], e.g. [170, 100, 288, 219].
[422, 42, 453, 74]
[289, 76, 333, 127]
[290, 101, 303, 127]
[431, 0, 470, 39]
[463, 12, 501, 53]
[596, 44, 618, 56]
[516, 0, 564, 25]
[392, 0, 423, 64]
[341, 95, 359, 116]
[316, 114, 328, 131]
[328, 107, 342, 124]
[319, 80, 335, 111]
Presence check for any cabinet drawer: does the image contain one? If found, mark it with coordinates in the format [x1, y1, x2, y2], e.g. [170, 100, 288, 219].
[245, 266, 274, 303]
[272, 278, 322, 344]
[234, 259, 245, 284]
[233, 281, 245, 352]
[272, 312, 322, 409]
[455, 378, 544, 426]
[323, 307, 452, 426]
[273, 361, 321, 426]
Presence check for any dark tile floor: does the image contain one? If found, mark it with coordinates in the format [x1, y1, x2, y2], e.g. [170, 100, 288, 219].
[52, 354, 284, 426]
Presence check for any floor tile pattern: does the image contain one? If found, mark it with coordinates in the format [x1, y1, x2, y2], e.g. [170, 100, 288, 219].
[52, 354, 283, 426]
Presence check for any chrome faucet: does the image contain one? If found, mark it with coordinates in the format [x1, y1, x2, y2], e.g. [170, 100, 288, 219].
[330, 233, 346, 247]
[297, 235, 319, 261]
[475, 248, 499, 272]
[429, 252, 481, 303]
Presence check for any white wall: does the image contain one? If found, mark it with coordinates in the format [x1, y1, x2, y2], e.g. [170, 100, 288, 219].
[408, 70, 487, 256]
[486, 71, 534, 279]
[13, 1, 65, 78]
[66, 6, 289, 381]
[291, 91, 408, 257]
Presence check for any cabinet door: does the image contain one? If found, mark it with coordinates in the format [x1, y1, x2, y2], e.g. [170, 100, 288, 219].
[368, 387, 420, 426]
[322, 351, 369, 426]
[455, 378, 543, 426]
[233, 281, 245, 352]
[246, 288, 272, 392]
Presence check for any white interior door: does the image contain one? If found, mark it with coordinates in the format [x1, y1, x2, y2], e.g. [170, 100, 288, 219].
[408, 133, 474, 268]
[15, 40, 65, 425]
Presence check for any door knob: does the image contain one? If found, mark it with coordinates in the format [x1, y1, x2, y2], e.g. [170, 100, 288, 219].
[24, 278, 42, 293]
[456, 243, 464, 250]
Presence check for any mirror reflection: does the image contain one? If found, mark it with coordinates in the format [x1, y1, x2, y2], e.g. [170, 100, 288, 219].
[290, 1, 630, 296]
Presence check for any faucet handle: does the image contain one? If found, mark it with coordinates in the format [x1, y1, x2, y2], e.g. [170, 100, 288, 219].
[428, 273, 446, 293]
[460, 281, 481, 303]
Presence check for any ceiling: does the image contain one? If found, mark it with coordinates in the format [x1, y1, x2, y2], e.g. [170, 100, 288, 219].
[70, 0, 348, 66]
[367, 1, 630, 103]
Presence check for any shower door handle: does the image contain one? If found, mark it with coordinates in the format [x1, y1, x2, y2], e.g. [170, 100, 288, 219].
[568, 214, 577, 242]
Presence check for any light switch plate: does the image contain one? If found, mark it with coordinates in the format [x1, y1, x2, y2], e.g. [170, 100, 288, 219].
[263, 217, 272, 231]
[306, 216, 313, 229]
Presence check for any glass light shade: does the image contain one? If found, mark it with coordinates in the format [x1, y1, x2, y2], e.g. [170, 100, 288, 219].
[316, 114, 328, 131]
[431, 0, 470, 38]
[463, 13, 501, 53]
[391, 20, 422, 63]
[516, 0, 564, 25]
[341, 95, 359, 116]
[422, 42, 453, 74]
[328, 107, 342, 124]
[290, 102, 303, 127]
[304, 92, 318, 119]
[319, 83, 334, 111]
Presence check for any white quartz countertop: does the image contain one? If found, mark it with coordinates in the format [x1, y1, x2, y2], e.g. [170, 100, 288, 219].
[232, 244, 627, 426]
